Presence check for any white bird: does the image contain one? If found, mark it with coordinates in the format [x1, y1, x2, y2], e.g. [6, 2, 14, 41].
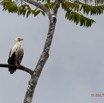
[8, 37, 24, 74]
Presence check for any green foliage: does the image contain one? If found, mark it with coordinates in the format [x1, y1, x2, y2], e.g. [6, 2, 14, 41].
[76, 1, 104, 15]
[81, 4, 104, 15]
[1, 0, 104, 27]
[1, 1, 18, 13]
[65, 10, 95, 27]
[0, 0, 56, 17]
[84, 0, 104, 5]
[36, 0, 55, 10]
[63, 1, 80, 12]
[43, 0, 55, 10]
[1, 1, 45, 17]
[61, 0, 104, 27]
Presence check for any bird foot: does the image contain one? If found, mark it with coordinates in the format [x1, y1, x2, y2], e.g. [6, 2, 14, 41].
[16, 64, 19, 68]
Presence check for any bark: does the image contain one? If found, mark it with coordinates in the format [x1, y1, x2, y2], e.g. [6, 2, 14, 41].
[24, 0, 60, 103]
[24, 19, 56, 103]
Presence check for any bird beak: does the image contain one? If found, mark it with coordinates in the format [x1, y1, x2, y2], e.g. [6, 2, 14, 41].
[20, 38, 24, 41]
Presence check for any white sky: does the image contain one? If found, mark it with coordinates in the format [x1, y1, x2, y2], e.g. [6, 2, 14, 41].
[0, 4, 104, 103]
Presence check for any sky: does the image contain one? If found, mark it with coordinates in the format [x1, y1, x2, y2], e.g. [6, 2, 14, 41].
[0, 3, 104, 103]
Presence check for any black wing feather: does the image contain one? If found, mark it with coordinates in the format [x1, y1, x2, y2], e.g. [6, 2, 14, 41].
[8, 50, 16, 74]
[20, 49, 24, 63]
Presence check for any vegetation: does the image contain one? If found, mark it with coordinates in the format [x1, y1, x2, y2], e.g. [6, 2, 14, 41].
[0, 0, 104, 103]
[1, 0, 104, 27]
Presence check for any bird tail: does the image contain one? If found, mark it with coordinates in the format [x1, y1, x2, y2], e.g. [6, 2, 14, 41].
[9, 68, 16, 74]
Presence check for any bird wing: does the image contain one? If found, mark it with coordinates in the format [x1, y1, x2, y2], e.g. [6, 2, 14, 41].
[17, 47, 24, 64]
[8, 49, 16, 64]
[20, 48, 24, 63]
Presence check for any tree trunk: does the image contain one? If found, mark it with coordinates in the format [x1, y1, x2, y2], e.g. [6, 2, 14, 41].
[24, 18, 57, 103]
[23, 0, 60, 103]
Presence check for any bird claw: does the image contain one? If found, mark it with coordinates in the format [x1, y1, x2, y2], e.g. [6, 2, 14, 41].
[16, 64, 19, 68]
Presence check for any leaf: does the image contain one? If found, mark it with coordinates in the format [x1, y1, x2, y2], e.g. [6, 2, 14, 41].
[26, 10, 31, 18]
[47, 0, 50, 4]
[34, 10, 40, 16]
[40, 10, 45, 16]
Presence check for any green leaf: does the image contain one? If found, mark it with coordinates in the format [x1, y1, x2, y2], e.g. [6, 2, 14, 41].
[34, 10, 40, 16]
[40, 10, 45, 16]
[47, 0, 50, 4]
[26, 10, 31, 18]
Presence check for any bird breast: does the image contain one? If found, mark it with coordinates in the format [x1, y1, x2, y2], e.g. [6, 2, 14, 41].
[10, 42, 23, 62]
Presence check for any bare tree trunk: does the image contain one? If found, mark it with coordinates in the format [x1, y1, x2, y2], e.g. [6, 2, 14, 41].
[24, 0, 60, 103]
[24, 18, 56, 103]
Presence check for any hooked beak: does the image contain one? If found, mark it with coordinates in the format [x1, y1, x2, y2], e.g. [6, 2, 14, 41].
[20, 38, 24, 41]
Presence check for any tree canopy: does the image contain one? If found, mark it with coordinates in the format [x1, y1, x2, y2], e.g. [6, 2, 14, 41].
[1, 0, 104, 27]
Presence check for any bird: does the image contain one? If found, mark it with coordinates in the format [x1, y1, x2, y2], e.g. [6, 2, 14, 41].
[8, 37, 24, 74]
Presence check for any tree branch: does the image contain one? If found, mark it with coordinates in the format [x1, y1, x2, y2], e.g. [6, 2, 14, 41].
[24, 0, 51, 19]
[24, 1, 60, 103]
[53, 0, 60, 15]
[0, 64, 33, 75]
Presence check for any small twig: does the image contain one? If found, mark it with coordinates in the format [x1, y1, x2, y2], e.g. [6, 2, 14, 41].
[0, 64, 33, 75]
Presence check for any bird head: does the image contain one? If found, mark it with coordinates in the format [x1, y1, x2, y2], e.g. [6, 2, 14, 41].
[15, 37, 24, 42]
